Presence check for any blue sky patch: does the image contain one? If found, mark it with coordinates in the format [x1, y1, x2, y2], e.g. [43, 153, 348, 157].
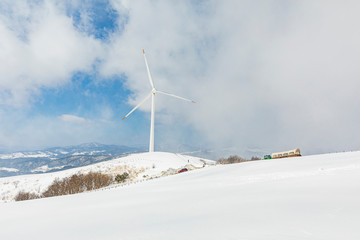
[67, 0, 121, 40]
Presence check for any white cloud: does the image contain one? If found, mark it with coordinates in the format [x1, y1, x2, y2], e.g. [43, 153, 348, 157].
[0, 1, 134, 151]
[1, 1, 360, 155]
[0, 0, 103, 106]
[102, 1, 360, 154]
[58, 114, 87, 124]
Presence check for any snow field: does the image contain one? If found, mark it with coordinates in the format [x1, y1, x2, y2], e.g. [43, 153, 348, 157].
[0, 151, 359, 239]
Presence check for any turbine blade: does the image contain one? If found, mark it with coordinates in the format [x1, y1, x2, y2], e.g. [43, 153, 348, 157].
[143, 49, 155, 89]
[122, 93, 152, 120]
[157, 90, 196, 103]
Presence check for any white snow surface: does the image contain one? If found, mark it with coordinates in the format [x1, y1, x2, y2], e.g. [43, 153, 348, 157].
[72, 150, 105, 155]
[0, 152, 211, 202]
[0, 167, 19, 172]
[30, 165, 65, 173]
[0, 151, 52, 159]
[1, 151, 360, 239]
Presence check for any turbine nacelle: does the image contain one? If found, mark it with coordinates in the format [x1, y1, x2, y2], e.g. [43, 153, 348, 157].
[122, 50, 196, 152]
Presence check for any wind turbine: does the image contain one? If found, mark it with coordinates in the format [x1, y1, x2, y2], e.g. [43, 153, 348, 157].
[122, 50, 196, 152]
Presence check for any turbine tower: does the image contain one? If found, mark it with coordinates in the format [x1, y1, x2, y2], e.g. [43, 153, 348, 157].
[122, 50, 196, 152]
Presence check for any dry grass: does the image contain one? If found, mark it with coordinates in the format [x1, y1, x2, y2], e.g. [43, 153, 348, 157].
[109, 165, 147, 181]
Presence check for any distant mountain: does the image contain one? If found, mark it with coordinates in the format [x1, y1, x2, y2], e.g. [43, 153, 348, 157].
[0, 143, 146, 178]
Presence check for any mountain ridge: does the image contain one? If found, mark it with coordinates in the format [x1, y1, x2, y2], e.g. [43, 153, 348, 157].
[0, 143, 146, 178]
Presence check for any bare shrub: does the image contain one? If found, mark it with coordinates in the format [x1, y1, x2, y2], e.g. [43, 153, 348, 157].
[115, 172, 129, 183]
[217, 155, 262, 164]
[43, 172, 113, 198]
[42, 178, 65, 197]
[83, 172, 113, 190]
[13, 172, 113, 201]
[14, 191, 40, 201]
[217, 155, 248, 164]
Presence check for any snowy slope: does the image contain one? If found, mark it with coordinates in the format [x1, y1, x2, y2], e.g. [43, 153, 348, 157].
[0, 152, 212, 202]
[1, 151, 360, 239]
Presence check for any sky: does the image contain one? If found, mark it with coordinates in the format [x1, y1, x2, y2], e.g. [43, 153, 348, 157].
[0, 0, 360, 156]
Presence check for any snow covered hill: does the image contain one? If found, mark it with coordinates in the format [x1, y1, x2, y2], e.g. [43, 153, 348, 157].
[0, 152, 213, 202]
[1, 151, 360, 239]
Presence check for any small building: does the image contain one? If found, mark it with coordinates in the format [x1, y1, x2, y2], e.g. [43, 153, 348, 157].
[271, 148, 301, 159]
